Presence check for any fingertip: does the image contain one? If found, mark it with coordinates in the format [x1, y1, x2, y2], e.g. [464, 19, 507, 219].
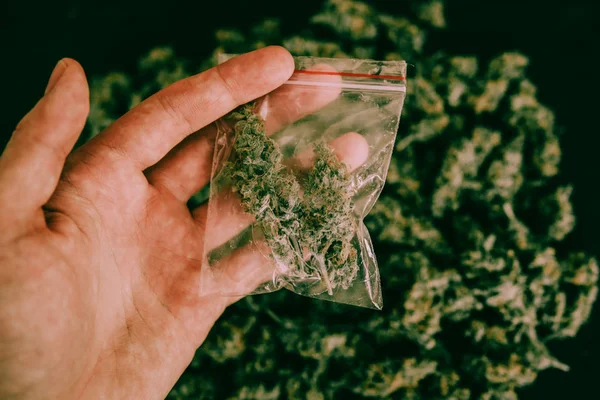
[49, 58, 90, 116]
[216, 46, 295, 106]
[289, 132, 370, 172]
[60, 58, 89, 90]
[331, 132, 369, 172]
[268, 45, 295, 73]
[236, 46, 295, 84]
[60, 58, 85, 75]
[259, 45, 295, 84]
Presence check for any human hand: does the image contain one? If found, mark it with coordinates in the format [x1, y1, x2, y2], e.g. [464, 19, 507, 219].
[0, 47, 368, 399]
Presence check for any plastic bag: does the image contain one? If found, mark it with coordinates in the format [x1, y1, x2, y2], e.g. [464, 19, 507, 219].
[202, 55, 407, 309]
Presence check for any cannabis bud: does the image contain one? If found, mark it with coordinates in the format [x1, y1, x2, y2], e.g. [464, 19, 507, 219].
[222, 102, 359, 294]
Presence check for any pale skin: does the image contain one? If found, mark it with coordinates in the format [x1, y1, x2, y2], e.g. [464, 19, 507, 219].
[0, 47, 368, 399]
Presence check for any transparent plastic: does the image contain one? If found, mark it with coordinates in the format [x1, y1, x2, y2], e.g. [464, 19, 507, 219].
[202, 55, 407, 309]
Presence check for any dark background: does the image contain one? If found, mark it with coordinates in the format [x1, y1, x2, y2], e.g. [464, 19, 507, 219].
[2, 0, 598, 398]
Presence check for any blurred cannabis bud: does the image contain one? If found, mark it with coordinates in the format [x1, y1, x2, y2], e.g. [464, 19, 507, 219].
[221, 103, 358, 294]
[86, 0, 597, 398]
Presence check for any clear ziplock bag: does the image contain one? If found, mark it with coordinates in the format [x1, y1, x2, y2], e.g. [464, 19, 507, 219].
[201, 55, 407, 309]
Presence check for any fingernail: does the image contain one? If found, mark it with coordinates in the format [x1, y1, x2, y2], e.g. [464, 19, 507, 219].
[45, 59, 67, 95]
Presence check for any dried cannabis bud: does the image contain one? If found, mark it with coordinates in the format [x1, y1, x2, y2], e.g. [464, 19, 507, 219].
[85, 0, 598, 399]
[302, 141, 359, 292]
[223, 102, 359, 294]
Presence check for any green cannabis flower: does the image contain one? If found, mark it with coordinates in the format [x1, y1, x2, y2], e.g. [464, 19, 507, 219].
[221, 102, 358, 294]
[85, 1, 598, 399]
[302, 140, 358, 292]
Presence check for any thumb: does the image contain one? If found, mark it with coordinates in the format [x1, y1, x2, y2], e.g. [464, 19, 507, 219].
[0, 58, 89, 234]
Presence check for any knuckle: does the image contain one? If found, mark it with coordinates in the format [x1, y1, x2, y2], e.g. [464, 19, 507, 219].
[155, 89, 194, 133]
[215, 63, 242, 105]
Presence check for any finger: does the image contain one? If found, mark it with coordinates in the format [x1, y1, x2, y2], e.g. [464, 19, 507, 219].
[146, 64, 342, 203]
[85, 46, 294, 171]
[211, 240, 276, 304]
[262, 63, 342, 134]
[195, 131, 369, 253]
[0, 58, 89, 231]
[286, 131, 370, 172]
[144, 124, 218, 203]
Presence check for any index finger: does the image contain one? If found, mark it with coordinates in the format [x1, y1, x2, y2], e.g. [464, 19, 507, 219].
[145, 64, 342, 202]
[84, 46, 295, 170]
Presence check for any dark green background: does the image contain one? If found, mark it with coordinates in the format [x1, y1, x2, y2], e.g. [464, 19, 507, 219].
[2, 0, 598, 398]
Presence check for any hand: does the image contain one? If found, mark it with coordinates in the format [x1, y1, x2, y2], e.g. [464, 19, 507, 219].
[0, 47, 368, 399]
